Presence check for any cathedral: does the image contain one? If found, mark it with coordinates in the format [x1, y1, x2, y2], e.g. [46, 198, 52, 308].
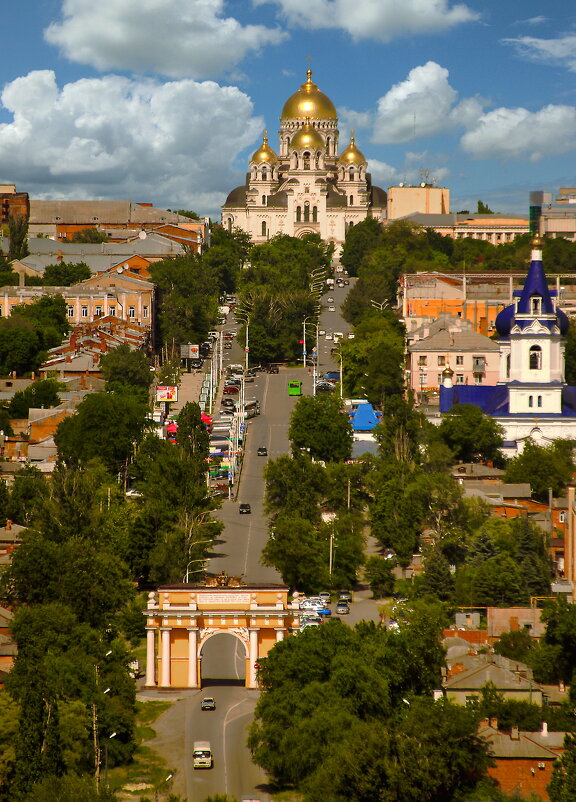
[440, 237, 576, 456]
[221, 69, 387, 251]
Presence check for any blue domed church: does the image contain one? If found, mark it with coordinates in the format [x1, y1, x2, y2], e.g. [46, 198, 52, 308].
[440, 237, 576, 456]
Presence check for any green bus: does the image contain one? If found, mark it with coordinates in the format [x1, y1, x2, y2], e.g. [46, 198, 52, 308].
[288, 380, 302, 397]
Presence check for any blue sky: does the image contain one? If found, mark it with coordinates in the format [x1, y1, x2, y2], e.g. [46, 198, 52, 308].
[0, 0, 575, 218]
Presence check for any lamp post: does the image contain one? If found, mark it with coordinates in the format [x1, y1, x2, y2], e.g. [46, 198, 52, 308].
[104, 731, 117, 791]
[370, 299, 388, 312]
[154, 772, 174, 802]
[183, 558, 206, 583]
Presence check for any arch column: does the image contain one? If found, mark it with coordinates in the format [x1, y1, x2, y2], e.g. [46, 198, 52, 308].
[145, 627, 156, 687]
[187, 628, 199, 687]
[160, 627, 171, 687]
[248, 628, 259, 688]
[275, 628, 285, 642]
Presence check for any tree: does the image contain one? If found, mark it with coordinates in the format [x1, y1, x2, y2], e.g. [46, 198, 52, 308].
[42, 262, 91, 286]
[71, 228, 108, 243]
[340, 218, 383, 276]
[55, 392, 148, 474]
[437, 404, 504, 463]
[265, 454, 326, 521]
[505, 439, 575, 502]
[261, 515, 329, 592]
[470, 554, 527, 607]
[8, 214, 29, 261]
[477, 200, 494, 214]
[364, 555, 395, 598]
[420, 548, 455, 601]
[493, 629, 535, 664]
[8, 379, 62, 418]
[549, 733, 576, 802]
[175, 402, 209, 459]
[100, 345, 152, 394]
[289, 395, 352, 463]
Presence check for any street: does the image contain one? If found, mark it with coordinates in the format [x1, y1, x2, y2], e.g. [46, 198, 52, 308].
[143, 279, 381, 801]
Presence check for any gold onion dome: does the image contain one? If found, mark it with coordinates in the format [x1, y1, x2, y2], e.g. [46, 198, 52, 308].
[281, 69, 337, 120]
[291, 119, 325, 150]
[251, 130, 278, 164]
[338, 133, 365, 165]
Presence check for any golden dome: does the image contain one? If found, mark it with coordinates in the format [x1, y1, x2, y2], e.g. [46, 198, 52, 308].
[291, 119, 325, 150]
[251, 130, 278, 164]
[281, 69, 337, 120]
[338, 133, 365, 165]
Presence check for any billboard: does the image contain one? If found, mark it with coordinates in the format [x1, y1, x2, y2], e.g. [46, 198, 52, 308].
[180, 343, 199, 359]
[156, 385, 178, 402]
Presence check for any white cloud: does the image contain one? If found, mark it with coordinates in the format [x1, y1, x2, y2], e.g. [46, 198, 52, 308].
[371, 62, 483, 144]
[0, 71, 263, 215]
[255, 0, 479, 41]
[502, 34, 576, 72]
[460, 105, 576, 162]
[45, 0, 286, 79]
[367, 159, 401, 186]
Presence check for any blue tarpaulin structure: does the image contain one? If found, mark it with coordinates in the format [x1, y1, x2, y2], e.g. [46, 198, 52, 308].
[350, 403, 381, 431]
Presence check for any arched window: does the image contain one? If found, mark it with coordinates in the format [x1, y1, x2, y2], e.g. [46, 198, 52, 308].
[349, 167, 355, 181]
[529, 345, 542, 370]
[261, 221, 267, 237]
[262, 195, 266, 206]
[538, 395, 543, 407]
[227, 218, 232, 233]
[304, 203, 310, 222]
[293, 152, 298, 168]
[531, 297, 542, 315]
[506, 354, 511, 378]
[303, 151, 310, 170]
[312, 206, 318, 223]
[296, 206, 301, 222]
[528, 396, 533, 408]
[262, 166, 267, 181]
[349, 196, 354, 206]
[326, 136, 331, 154]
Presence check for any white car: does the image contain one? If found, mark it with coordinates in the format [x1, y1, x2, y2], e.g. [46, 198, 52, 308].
[325, 333, 333, 340]
[326, 297, 334, 303]
[328, 306, 336, 312]
[347, 332, 355, 339]
[334, 332, 343, 340]
[319, 329, 326, 336]
[300, 598, 323, 610]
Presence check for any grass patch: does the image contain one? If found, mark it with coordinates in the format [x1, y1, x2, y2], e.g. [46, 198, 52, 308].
[107, 699, 174, 796]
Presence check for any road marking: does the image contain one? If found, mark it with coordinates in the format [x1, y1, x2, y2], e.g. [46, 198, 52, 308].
[223, 698, 249, 794]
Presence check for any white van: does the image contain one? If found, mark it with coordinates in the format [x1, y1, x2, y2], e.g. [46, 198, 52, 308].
[193, 741, 213, 769]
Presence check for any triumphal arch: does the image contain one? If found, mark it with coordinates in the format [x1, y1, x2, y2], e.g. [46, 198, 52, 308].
[144, 572, 298, 689]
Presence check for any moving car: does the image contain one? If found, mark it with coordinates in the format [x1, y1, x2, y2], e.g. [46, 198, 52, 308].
[193, 741, 213, 769]
[328, 306, 336, 312]
[335, 601, 350, 615]
[257, 447, 268, 456]
[325, 333, 333, 340]
[267, 364, 279, 374]
[338, 589, 352, 603]
[201, 696, 216, 710]
[239, 503, 251, 514]
[315, 381, 335, 393]
[326, 296, 334, 303]
[319, 329, 326, 336]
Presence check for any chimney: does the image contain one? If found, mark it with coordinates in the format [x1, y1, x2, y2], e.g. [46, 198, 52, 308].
[490, 718, 498, 729]
[511, 726, 520, 740]
[541, 721, 548, 736]
[5, 519, 11, 530]
[57, 250, 63, 263]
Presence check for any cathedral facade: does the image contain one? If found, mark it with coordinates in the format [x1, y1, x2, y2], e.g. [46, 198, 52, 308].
[221, 70, 387, 251]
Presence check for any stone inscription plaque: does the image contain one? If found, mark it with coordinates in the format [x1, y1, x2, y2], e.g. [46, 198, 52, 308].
[199, 592, 251, 606]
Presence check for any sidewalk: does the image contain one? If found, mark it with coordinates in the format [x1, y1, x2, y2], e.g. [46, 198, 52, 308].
[170, 369, 206, 415]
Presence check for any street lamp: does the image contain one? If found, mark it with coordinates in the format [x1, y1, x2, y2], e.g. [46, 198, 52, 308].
[154, 773, 174, 802]
[104, 732, 117, 790]
[370, 299, 388, 312]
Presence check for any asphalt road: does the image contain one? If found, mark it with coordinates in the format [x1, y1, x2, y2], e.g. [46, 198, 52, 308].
[145, 279, 381, 801]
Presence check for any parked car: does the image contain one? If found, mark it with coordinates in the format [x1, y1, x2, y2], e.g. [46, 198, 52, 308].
[223, 385, 239, 394]
[257, 447, 268, 456]
[318, 591, 331, 602]
[267, 364, 279, 374]
[201, 697, 216, 710]
[224, 342, 232, 349]
[316, 381, 335, 393]
[335, 601, 350, 615]
[299, 598, 323, 610]
[239, 503, 251, 514]
[300, 620, 321, 630]
[316, 606, 332, 617]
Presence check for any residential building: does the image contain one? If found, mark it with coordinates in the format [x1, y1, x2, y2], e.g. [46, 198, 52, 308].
[0, 184, 29, 224]
[531, 188, 576, 241]
[393, 211, 529, 244]
[386, 182, 450, 220]
[406, 316, 499, 398]
[222, 69, 387, 253]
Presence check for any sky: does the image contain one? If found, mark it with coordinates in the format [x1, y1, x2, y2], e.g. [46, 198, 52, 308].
[0, 0, 575, 219]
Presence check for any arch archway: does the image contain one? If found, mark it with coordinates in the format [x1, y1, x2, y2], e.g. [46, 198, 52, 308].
[199, 630, 248, 687]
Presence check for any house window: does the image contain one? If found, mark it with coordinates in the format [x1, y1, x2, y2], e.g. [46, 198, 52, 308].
[456, 374, 464, 384]
[529, 345, 542, 370]
[437, 374, 442, 384]
[67, 306, 74, 318]
[128, 306, 135, 319]
[95, 306, 102, 317]
[473, 356, 486, 372]
[531, 297, 542, 315]
[418, 356, 427, 366]
[456, 355, 463, 366]
[262, 221, 267, 237]
[109, 306, 116, 316]
[437, 356, 446, 366]
[474, 375, 483, 384]
[143, 305, 149, 319]
[419, 373, 426, 387]
[559, 512, 566, 523]
[81, 306, 88, 318]
[529, 395, 534, 407]
[537, 395, 542, 407]
[349, 196, 354, 206]
[296, 206, 301, 222]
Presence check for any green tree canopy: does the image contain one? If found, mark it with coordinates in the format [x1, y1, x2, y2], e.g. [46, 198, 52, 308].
[437, 404, 504, 463]
[41, 261, 91, 286]
[71, 228, 108, 243]
[8, 379, 62, 419]
[504, 439, 575, 502]
[100, 344, 152, 394]
[289, 395, 352, 463]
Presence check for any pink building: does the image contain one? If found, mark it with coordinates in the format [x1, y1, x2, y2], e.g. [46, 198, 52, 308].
[407, 317, 500, 400]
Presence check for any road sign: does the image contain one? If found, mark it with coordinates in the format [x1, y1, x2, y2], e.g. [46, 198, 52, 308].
[303, 350, 307, 355]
